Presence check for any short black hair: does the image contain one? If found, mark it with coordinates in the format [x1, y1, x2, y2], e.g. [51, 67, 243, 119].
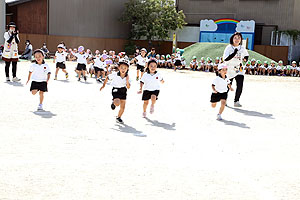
[230, 32, 243, 45]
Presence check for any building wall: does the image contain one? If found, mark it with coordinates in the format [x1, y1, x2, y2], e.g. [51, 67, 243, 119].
[48, 0, 130, 39]
[0, 0, 5, 44]
[16, 0, 48, 34]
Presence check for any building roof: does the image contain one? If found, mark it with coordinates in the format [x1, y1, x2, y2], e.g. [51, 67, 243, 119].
[5, 0, 32, 6]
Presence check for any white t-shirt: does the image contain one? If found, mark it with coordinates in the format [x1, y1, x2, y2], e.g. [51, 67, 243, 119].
[175, 53, 181, 61]
[212, 75, 230, 93]
[181, 60, 186, 66]
[140, 72, 163, 91]
[276, 65, 282, 70]
[55, 51, 68, 63]
[29, 63, 51, 82]
[223, 45, 249, 79]
[136, 55, 148, 66]
[75, 53, 88, 64]
[190, 60, 198, 65]
[108, 72, 130, 88]
[94, 56, 106, 70]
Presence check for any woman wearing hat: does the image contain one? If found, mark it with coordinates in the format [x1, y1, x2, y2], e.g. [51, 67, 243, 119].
[2, 22, 21, 82]
[223, 32, 249, 107]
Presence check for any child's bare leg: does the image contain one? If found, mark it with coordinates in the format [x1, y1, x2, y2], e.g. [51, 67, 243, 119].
[114, 99, 121, 107]
[211, 103, 217, 108]
[55, 68, 59, 76]
[219, 100, 226, 115]
[118, 100, 126, 118]
[62, 69, 68, 74]
[39, 91, 44, 105]
[143, 100, 149, 112]
[32, 90, 38, 95]
[151, 95, 157, 106]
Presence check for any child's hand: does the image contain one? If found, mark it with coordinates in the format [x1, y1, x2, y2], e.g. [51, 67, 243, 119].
[161, 80, 165, 84]
[137, 89, 142, 94]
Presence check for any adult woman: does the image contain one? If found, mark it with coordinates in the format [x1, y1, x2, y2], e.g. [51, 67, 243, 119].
[2, 22, 21, 82]
[223, 32, 249, 107]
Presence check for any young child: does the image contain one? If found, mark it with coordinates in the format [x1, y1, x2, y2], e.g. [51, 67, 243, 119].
[93, 50, 107, 82]
[291, 61, 297, 77]
[53, 44, 69, 80]
[72, 46, 88, 82]
[250, 59, 256, 75]
[166, 54, 173, 69]
[181, 56, 186, 69]
[262, 61, 268, 76]
[100, 59, 131, 124]
[190, 56, 198, 71]
[276, 60, 283, 76]
[159, 55, 166, 68]
[174, 50, 182, 71]
[199, 57, 206, 71]
[245, 61, 251, 74]
[26, 49, 51, 111]
[134, 48, 148, 81]
[213, 57, 220, 73]
[205, 57, 213, 72]
[138, 59, 164, 118]
[211, 64, 234, 120]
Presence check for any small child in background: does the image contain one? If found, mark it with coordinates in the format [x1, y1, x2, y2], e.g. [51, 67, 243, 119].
[205, 57, 213, 72]
[213, 57, 220, 73]
[26, 49, 51, 111]
[199, 57, 206, 71]
[166, 54, 173, 69]
[181, 56, 186, 69]
[72, 46, 88, 82]
[211, 64, 234, 120]
[189, 56, 198, 71]
[53, 44, 69, 80]
[159, 55, 166, 68]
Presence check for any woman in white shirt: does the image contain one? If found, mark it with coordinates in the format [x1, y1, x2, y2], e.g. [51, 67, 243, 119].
[2, 22, 21, 82]
[223, 32, 249, 107]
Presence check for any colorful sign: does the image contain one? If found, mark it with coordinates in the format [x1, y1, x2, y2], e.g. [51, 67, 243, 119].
[199, 19, 255, 50]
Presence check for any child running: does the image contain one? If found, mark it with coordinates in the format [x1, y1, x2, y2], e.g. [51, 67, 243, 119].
[138, 59, 164, 118]
[211, 64, 234, 120]
[100, 59, 131, 124]
[26, 49, 51, 111]
[53, 44, 69, 80]
[72, 46, 88, 82]
[134, 48, 148, 81]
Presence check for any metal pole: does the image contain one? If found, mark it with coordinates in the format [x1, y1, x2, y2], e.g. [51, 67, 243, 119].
[0, 0, 5, 45]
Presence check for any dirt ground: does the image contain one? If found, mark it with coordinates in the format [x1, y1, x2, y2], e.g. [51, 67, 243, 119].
[0, 60, 300, 200]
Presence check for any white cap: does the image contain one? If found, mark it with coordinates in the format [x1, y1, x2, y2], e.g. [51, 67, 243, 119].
[118, 58, 130, 66]
[218, 64, 227, 70]
[57, 44, 64, 49]
[141, 48, 147, 53]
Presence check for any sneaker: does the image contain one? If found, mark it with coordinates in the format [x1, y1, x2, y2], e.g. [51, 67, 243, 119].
[84, 76, 87, 82]
[12, 77, 21, 82]
[136, 77, 139, 81]
[116, 117, 124, 124]
[217, 114, 223, 120]
[78, 78, 81, 81]
[6, 77, 10, 82]
[66, 73, 69, 79]
[97, 78, 103, 83]
[37, 104, 44, 111]
[142, 112, 147, 118]
[150, 105, 154, 114]
[234, 101, 242, 107]
[111, 103, 116, 110]
[54, 76, 57, 80]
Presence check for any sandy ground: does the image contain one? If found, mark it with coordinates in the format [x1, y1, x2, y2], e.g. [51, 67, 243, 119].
[0, 60, 300, 200]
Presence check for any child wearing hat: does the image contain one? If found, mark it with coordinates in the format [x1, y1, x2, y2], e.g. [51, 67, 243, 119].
[26, 49, 51, 111]
[138, 59, 164, 118]
[276, 60, 284, 76]
[174, 50, 182, 71]
[245, 61, 251, 75]
[190, 56, 198, 71]
[181, 56, 186, 69]
[71, 46, 89, 82]
[211, 64, 234, 120]
[133, 48, 148, 81]
[166, 54, 173, 69]
[100, 59, 131, 124]
[249, 59, 256, 75]
[291, 61, 297, 77]
[213, 57, 220, 73]
[159, 55, 166, 68]
[205, 57, 213, 72]
[199, 57, 206, 71]
[53, 44, 69, 80]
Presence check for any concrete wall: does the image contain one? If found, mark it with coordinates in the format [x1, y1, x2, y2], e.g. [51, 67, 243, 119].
[0, 0, 5, 44]
[48, 0, 130, 39]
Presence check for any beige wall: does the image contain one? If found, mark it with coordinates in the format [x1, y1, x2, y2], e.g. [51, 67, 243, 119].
[179, 0, 298, 30]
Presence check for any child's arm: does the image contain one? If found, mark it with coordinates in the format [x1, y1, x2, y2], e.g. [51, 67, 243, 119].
[53, 56, 56, 63]
[212, 85, 218, 93]
[100, 77, 109, 91]
[47, 73, 51, 83]
[138, 82, 144, 94]
[228, 84, 234, 91]
[26, 72, 32, 85]
[126, 75, 131, 89]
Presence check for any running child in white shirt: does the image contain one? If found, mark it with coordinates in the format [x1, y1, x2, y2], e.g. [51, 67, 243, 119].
[211, 64, 234, 120]
[26, 49, 51, 111]
[138, 59, 164, 118]
[71, 46, 89, 82]
[100, 59, 131, 124]
[93, 51, 107, 82]
[53, 44, 69, 80]
[133, 48, 148, 81]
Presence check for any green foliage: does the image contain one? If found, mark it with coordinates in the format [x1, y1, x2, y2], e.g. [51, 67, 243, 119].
[124, 40, 136, 55]
[280, 30, 300, 45]
[121, 0, 186, 42]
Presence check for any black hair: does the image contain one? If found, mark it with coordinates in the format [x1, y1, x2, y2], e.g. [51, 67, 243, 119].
[230, 32, 243, 45]
[118, 62, 129, 77]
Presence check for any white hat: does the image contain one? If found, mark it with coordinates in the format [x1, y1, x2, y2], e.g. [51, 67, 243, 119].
[141, 48, 147, 53]
[218, 64, 227, 70]
[57, 44, 64, 49]
[118, 58, 130, 66]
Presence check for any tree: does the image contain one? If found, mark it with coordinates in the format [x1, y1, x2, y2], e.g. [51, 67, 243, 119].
[280, 30, 300, 45]
[121, 0, 186, 44]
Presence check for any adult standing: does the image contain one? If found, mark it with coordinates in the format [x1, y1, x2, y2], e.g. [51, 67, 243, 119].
[223, 32, 249, 107]
[2, 22, 21, 82]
